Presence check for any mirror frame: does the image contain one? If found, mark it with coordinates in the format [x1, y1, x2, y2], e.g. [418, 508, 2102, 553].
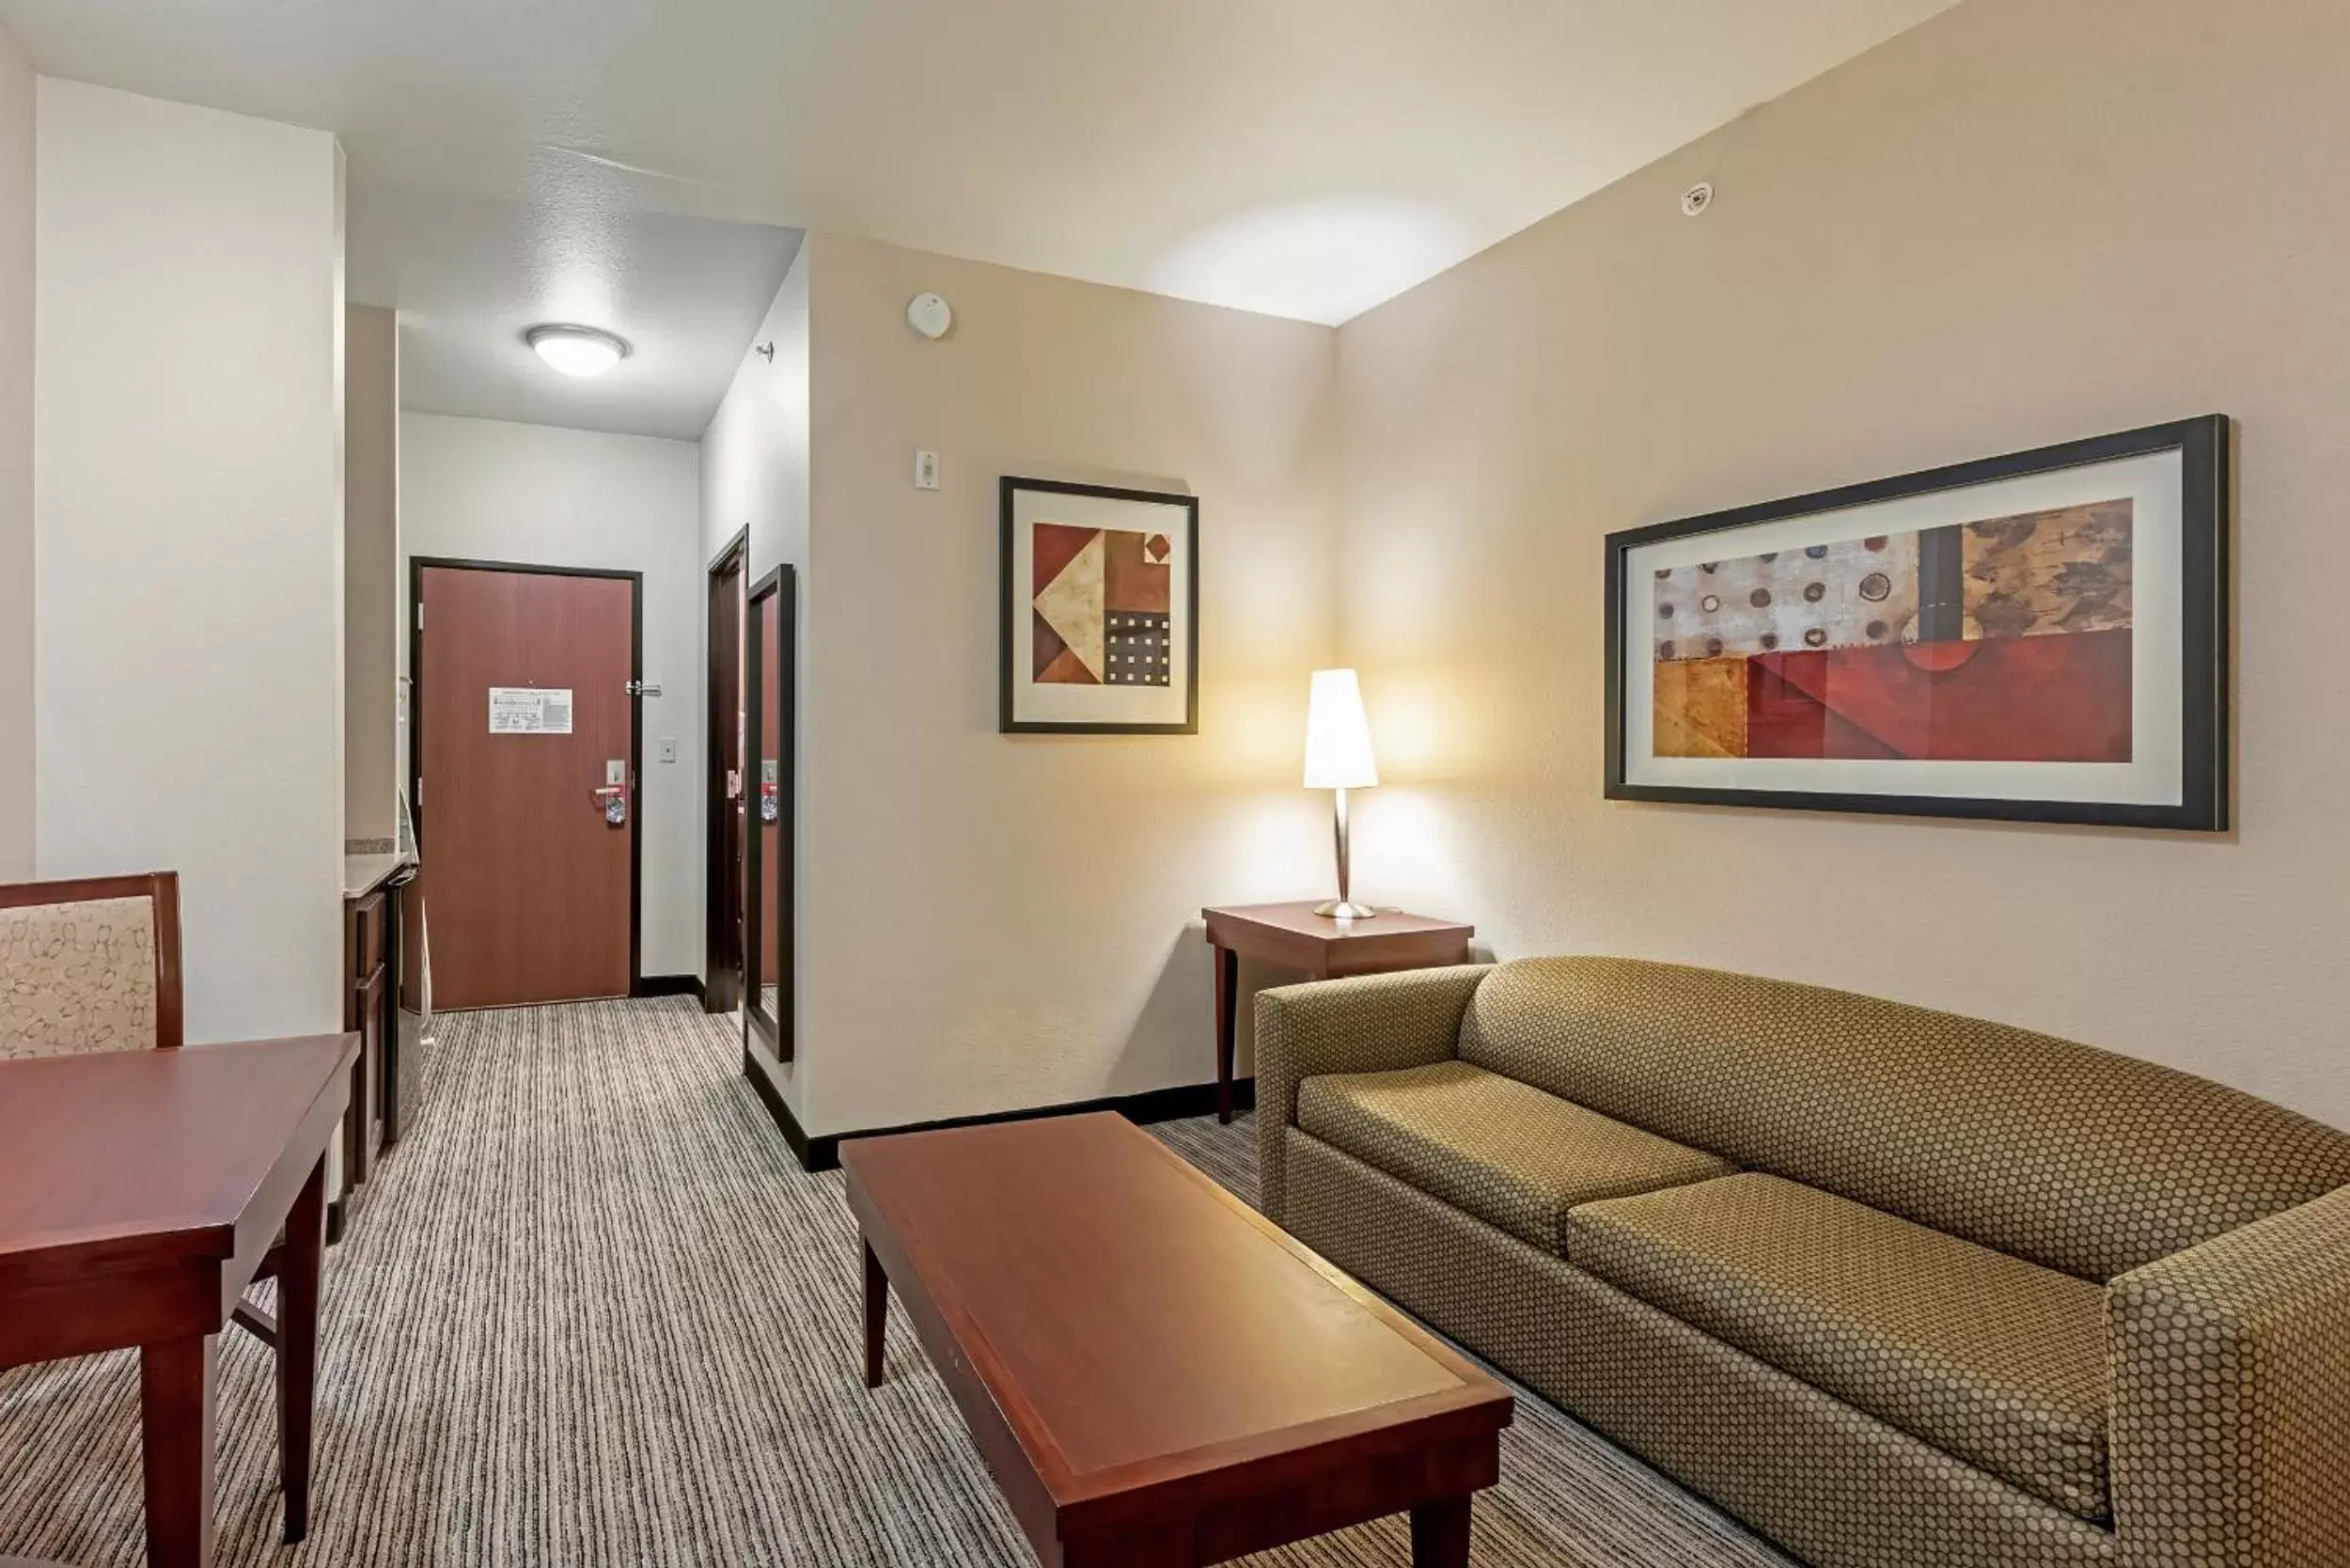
[743, 565, 796, 1060]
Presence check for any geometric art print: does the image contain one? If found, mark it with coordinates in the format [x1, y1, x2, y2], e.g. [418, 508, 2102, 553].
[1002, 476, 1198, 734]
[1032, 523, 1173, 686]
[1653, 499, 2135, 763]
[1607, 416, 2229, 830]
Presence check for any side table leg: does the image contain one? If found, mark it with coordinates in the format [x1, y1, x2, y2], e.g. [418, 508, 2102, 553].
[1214, 942, 1239, 1123]
[1411, 1496, 1472, 1568]
[862, 1238, 888, 1388]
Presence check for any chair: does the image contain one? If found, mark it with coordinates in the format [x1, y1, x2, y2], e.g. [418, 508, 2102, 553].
[0, 871, 182, 1057]
[0, 872, 287, 1344]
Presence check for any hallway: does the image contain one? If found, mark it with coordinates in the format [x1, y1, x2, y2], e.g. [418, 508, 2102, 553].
[0, 999, 1784, 1568]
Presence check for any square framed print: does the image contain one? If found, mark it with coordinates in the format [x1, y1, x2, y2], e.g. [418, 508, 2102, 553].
[1604, 416, 2229, 830]
[1001, 477, 1199, 734]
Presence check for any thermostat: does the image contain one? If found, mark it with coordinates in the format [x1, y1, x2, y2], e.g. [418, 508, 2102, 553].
[906, 292, 953, 339]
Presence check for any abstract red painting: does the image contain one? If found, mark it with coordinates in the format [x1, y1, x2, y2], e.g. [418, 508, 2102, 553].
[1606, 416, 2230, 830]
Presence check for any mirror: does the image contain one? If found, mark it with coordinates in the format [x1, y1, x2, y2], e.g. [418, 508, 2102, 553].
[744, 567, 794, 1059]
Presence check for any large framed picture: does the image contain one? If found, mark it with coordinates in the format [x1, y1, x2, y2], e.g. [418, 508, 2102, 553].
[1001, 477, 1199, 734]
[1604, 416, 2229, 830]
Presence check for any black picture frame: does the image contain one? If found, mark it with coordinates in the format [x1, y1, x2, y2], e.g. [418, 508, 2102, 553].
[1603, 415, 2230, 831]
[999, 476, 1200, 735]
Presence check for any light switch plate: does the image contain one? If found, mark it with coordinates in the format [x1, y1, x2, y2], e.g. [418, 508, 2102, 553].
[914, 449, 940, 491]
[659, 737, 678, 763]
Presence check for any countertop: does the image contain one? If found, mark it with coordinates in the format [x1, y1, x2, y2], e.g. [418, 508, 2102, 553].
[343, 852, 415, 900]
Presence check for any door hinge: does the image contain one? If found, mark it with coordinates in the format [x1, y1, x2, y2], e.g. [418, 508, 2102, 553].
[626, 681, 662, 698]
[415, 778, 423, 805]
[415, 603, 424, 631]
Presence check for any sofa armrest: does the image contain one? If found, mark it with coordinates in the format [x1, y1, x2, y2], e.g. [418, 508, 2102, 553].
[2109, 1181, 2350, 1568]
[1252, 964, 1491, 1224]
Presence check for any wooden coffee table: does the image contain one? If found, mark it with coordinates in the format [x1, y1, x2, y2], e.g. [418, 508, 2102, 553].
[843, 1112, 1512, 1567]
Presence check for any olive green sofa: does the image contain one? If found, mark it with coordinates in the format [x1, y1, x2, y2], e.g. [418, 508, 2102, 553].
[1255, 956, 2350, 1568]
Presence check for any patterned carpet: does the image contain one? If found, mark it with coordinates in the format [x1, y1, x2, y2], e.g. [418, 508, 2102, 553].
[0, 997, 1790, 1567]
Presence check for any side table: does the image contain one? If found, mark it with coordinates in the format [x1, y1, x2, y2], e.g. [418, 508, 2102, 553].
[1201, 902, 1475, 1123]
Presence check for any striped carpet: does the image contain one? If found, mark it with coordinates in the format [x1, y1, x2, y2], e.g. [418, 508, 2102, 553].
[0, 996, 1790, 1568]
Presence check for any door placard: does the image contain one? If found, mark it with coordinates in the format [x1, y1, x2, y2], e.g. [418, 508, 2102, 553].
[489, 687, 573, 734]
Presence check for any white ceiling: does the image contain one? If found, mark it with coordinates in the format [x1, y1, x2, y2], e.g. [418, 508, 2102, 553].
[349, 173, 800, 440]
[0, 0, 1956, 436]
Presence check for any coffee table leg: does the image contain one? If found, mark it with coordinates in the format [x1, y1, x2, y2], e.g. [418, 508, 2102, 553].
[1411, 1496, 1471, 1568]
[1213, 942, 1238, 1123]
[862, 1237, 888, 1388]
[279, 1153, 327, 1543]
[140, 1333, 218, 1568]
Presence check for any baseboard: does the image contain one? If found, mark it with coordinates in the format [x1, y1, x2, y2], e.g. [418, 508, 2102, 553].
[785, 1077, 1257, 1174]
[742, 1044, 813, 1168]
[634, 973, 705, 1001]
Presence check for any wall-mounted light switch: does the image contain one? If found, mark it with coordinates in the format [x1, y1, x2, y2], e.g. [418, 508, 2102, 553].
[659, 737, 679, 763]
[914, 449, 941, 491]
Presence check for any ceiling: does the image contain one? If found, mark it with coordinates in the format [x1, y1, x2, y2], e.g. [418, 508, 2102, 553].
[349, 174, 800, 440]
[0, 0, 1956, 436]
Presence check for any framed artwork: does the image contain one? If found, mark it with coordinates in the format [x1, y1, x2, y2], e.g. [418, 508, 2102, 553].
[1604, 416, 2229, 830]
[1000, 477, 1199, 734]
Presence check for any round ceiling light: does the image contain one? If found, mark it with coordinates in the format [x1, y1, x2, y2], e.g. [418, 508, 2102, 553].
[526, 324, 631, 378]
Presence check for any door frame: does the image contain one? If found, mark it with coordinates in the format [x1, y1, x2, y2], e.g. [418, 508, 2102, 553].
[704, 526, 750, 1014]
[744, 563, 796, 1061]
[409, 555, 648, 997]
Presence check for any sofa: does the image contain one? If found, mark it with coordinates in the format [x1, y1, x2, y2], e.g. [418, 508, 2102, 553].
[1254, 956, 2350, 1568]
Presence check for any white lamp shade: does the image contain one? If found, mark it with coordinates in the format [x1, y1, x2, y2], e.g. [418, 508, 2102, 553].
[1303, 668, 1379, 790]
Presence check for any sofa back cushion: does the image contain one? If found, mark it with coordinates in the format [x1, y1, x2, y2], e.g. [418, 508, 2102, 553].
[1459, 957, 2350, 1281]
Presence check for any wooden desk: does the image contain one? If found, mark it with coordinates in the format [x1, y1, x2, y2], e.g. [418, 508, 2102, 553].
[0, 1034, 358, 1568]
[846, 1113, 1512, 1567]
[1201, 902, 1474, 1123]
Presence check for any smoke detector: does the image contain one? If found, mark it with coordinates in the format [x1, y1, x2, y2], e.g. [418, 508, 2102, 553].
[1681, 182, 1715, 218]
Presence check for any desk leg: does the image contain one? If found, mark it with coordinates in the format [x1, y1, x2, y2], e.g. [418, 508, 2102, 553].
[278, 1153, 327, 1543]
[1213, 942, 1238, 1124]
[140, 1333, 217, 1568]
[1411, 1496, 1472, 1568]
[862, 1237, 889, 1388]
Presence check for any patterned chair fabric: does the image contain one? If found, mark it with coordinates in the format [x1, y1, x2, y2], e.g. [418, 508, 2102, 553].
[1460, 957, 2350, 1282]
[1258, 954, 2350, 1568]
[1298, 1058, 1733, 1253]
[0, 897, 161, 1059]
[1569, 1172, 2109, 1521]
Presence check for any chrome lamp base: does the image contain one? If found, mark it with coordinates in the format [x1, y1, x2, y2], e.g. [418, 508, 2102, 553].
[1314, 786, 1378, 920]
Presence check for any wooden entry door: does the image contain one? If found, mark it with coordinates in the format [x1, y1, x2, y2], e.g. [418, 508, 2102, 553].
[415, 562, 638, 1009]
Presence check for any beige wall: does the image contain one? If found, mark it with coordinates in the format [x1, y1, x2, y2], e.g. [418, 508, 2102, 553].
[700, 244, 810, 1110]
[800, 231, 1340, 1137]
[0, 24, 31, 879]
[1335, 0, 2350, 1129]
[36, 80, 346, 1041]
[344, 304, 400, 848]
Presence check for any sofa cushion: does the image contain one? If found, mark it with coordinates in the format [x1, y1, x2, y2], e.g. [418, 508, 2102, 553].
[1569, 1172, 2110, 1521]
[1461, 956, 2350, 1281]
[1296, 1059, 1733, 1253]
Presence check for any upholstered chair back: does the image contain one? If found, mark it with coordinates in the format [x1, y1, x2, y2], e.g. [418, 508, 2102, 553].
[1460, 955, 2350, 1281]
[0, 872, 183, 1058]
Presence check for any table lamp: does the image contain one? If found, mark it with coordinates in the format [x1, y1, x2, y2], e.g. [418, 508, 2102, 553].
[1305, 668, 1379, 919]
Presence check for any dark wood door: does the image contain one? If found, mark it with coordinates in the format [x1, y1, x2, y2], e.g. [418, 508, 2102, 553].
[705, 541, 746, 1014]
[416, 564, 636, 1010]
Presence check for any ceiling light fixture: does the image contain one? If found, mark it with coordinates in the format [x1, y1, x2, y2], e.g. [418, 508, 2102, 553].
[526, 324, 631, 378]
